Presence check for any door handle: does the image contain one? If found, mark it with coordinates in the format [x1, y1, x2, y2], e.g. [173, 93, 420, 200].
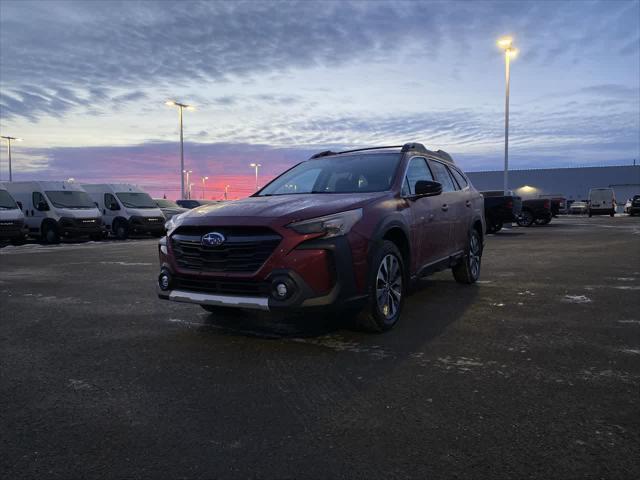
[103, 209, 106, 215]
[441, 204, 448, 212]
[466, 200, 472, 208]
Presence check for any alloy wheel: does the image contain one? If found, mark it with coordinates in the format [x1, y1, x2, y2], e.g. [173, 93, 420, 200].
[469, 233, 481, 279]
[376, 254, 402, 320]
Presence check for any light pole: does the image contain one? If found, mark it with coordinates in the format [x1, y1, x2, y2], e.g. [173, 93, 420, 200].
[183, 170, 192, 199]
[0, 136, 21, 182]
[224, 184, 230, 200]
[166, 100, 194, 199]
[497, 36, 518, 195]
[250, 163, 262, 191]
[201, 176, 209, 199]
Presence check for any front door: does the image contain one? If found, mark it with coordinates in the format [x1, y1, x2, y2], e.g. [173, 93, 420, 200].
[103, 193, 121, 230]
[402, 156, 449, 270]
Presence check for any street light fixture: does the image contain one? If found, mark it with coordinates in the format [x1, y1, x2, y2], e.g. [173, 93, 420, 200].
[201, 176, 209, 199]
[250, 163, 262, 191]
[183, 170, 193, 199]
[497, 36, 518, 195]
[224, 184, 230, 200]
[0, 135, 22, 182]
[166, 100, 194, 199]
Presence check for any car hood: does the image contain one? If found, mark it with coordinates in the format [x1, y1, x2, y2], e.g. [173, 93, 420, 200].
[55, 208, 102, 219]
[125, 207, 164, 218]
[181, 192, 388, 224]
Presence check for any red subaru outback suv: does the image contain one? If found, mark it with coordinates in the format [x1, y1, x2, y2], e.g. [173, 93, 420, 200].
[158, 143, 485, 331]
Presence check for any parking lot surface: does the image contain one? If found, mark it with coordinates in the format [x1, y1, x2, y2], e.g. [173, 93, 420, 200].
[1, 216, 639, 479]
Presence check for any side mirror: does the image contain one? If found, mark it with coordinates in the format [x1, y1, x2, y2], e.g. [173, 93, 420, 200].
[16, 201, 23, 210]
[94, 202, 99, 208]
[415, 180, 442, 197]
[37, 201, 49, 211]
[109, 203, 120, 211]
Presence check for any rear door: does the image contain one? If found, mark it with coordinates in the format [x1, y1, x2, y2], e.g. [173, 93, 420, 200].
[427, 159, 466, 255]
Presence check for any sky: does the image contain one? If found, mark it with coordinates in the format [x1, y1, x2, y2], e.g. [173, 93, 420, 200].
[0, 0, 639, 199]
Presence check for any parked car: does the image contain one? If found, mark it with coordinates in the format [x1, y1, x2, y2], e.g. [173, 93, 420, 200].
[176, 199, 223, 209]
[549, 197, 566, 216]
[480, 190, 522, 233]
[0, 183, 29, 244]
[154, 198, 188, 221]
[628, 195, 640, 216]
[517, 199, 552, 227]
[588, 188, 616, 217]
[4, 181, 104, 243]
[568, 201, 588, 215]
[157, 142, 485, 332]
[83, 184, 165, 239]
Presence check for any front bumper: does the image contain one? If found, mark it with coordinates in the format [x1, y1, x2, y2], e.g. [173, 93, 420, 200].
[129, 216, 165, 234]
[0, 221, 28, 240]
[58, 218, 105, 237]
[157, 235, 366, 311]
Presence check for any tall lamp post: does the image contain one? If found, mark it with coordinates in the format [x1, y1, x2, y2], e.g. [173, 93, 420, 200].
[250, 163, 262, 191]
[183, 170, 192, 199]
[0, 135, 21, 182]
[497, 36, 518, 195]
[201, 176, 209, 199]
[166, 100, 194, 199]
[224, 184, 230, 200]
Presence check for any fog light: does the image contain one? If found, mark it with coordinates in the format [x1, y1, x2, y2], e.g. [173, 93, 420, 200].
[158, 271, 171, 291]
[276, 283, 288, 298]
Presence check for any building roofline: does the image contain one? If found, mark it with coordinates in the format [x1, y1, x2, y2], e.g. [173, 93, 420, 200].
[466, 164, 639, 174]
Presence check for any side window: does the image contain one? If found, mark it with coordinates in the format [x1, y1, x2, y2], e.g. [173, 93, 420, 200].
[428, 160, 457, 193]
[104, 193, 119, 210]
[449, 167, 468, 189]
[33, 192, 47, 209]
[403, 157, 433, 195]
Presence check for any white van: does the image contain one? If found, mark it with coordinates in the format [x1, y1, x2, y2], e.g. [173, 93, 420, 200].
[588, 188, 616, 217]
[4, 181, 104, 243]
[0, 183, 29, 244]
[83, 184, 165, 239]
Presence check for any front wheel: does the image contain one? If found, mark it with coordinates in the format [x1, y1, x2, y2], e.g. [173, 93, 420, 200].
[356, 241, 405, 333]
[453, 229, 482, 284]
[517, 210, 534, 227]
[42, 223, 60, 244]
[113, 219, 129, 240]
[610, 210, 615, 217]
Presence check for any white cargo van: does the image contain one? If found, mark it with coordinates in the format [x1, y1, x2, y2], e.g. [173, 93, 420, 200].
[588, 188, 616, 217]
[0, 183, 29, 244]
[4, 181, 104, 243]
[83, 184, 165, 239]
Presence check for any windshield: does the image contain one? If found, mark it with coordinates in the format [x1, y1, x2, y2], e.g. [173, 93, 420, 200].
[155, 199, 180, 208]
[0, 190, 18, 209]
[116, 192, 157, 209]
[45, 190, 96, 209]
[258, 153, 401, 196]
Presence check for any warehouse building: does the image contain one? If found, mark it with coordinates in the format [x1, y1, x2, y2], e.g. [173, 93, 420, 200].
[467, 165, 640, 204]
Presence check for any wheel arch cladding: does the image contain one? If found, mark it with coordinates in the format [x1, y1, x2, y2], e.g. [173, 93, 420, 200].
[473, 219, 484, 241]
[383, 227, 410, 269]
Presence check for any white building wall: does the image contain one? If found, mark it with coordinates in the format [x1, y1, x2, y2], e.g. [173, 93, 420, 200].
[466, 165, 640, 202]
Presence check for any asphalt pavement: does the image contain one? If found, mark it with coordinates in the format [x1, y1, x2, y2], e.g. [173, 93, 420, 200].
[1, 216, 639, 479]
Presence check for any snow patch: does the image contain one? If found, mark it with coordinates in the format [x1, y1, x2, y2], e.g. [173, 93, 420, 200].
[68, 379, 92, 390]
[99, 261, 152, 266]
[563, 295, 592, 304]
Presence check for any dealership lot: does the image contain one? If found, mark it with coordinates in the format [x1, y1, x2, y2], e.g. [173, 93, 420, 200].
[1, 216, 639, 479]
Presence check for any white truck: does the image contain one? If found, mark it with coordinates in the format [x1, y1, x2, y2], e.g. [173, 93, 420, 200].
[4, 181, 104, 243]
[83, 184, 165, 239]
[588, 188, 616, 217]
[0, 183, 29, 244]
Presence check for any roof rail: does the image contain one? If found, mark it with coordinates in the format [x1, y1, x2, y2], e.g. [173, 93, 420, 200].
[309, 150, 336, 159]
[401, 142, 428, 153]
[434, 150, 453, 163]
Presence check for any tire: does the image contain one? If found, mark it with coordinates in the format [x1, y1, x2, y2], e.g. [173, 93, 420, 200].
[42, 223, 60, 244]
[453, 229, 482, 284]
[356, 240, 405, 333]
[610, 210, 615, 217]
[588, 210, 592, 217]
[517, 210, 534, 227]
[113, 219, 129, 240]
[494, 220, 503, 232]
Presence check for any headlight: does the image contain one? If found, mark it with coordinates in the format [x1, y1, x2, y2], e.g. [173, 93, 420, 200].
[165, 212, 186, 234]
[287, 208, 362, 239]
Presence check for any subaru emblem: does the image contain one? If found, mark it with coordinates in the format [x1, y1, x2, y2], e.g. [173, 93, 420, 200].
[201, 231, 225, 247]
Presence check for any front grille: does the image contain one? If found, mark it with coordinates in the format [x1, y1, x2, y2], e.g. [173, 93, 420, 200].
[170, 226, 281, 273]
[60, 217, 102, 229]
[131, 216, 164, 225]
[173, 274, 269, 296]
